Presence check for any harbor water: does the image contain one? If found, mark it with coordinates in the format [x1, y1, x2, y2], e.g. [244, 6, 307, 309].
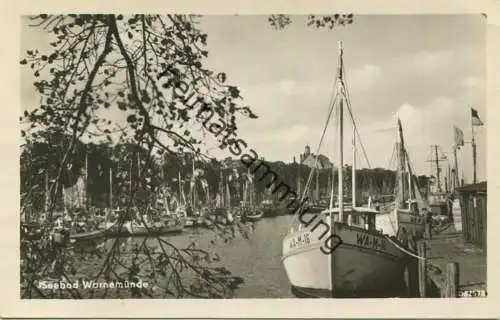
[32, 213, 412, 298]
[163, 215, 295, 298]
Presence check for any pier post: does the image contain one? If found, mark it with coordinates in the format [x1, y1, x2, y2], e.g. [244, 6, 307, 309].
[417, 241, 427, 297]
[424, 222, 432, 239]
[445, 262, 459, 297]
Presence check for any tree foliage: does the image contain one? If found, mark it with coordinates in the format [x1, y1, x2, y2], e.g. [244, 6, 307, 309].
[20, 14, 259, 299]
[268, 14, 354, 30]
[20, 13, 361, 299]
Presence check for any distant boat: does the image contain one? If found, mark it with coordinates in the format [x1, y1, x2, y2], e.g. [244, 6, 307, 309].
[375, 119, 428, 239]
[70, 229, 106, 242]
[104, 218, 183, 237]
[281, 42, 406, 298]
[261, 200, 277, 217]
[242, 207, 264, 222]
[21, 222, 43, 241]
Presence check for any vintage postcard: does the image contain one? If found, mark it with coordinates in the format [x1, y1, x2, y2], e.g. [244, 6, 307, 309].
[1, 0, 499, 318]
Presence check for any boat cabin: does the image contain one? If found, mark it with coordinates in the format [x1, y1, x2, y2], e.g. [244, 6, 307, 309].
[320, 207, 379, 231]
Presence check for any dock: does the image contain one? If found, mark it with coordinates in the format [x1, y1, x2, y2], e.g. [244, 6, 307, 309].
[416, 224, 486, 297]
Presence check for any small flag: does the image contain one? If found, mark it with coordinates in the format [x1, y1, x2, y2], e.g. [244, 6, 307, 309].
[454, 126, 464, 149]
[471, 108, 484, 126]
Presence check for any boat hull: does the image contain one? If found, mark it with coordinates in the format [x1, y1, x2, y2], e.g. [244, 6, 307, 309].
[70, 229, 105, 242]
[282, 222, 406, 298]
[242, 209, 264, 222]
[104, 222, 183, 237]
[262, 208, 277, 218]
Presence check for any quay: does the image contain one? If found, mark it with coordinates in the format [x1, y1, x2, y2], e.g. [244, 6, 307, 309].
[409, 182, 487, 298]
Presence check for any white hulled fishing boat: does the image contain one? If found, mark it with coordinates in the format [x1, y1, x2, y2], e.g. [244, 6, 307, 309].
[281, 41, 406, 298]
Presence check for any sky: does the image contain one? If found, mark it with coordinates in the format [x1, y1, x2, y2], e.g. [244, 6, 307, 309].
[21, 14, 487, 182]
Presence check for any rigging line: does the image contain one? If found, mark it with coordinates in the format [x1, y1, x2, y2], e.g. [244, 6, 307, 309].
[328, 101, 340, 211]
[289, 85, 340, 231]
[299, 86, 340, 202]
[387, 141, 396, 170]
[340, 68, 372, 169]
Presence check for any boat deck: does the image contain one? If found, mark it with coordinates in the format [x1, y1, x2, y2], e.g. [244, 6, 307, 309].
[424, 225, 486, 294]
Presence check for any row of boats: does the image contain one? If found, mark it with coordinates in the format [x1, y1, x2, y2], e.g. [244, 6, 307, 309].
[20, 202, 273, 246]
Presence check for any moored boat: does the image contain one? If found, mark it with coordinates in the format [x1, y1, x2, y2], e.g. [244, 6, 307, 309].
[375, 119, 429, 240]
[261, 200, 277, 217]
[70, 229, 106, 242]
[242, 208, 264, 222]
[281, 41, 406, 298]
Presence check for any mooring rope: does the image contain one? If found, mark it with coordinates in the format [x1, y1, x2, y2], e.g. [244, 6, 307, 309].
[383, 235, 427, 260]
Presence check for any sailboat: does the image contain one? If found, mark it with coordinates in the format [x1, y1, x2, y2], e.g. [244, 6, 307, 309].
[281, 41, 406, 298]
[205, 169, 234, 225]
[375, 120, 429, 240]
[241, 168, 264, 222]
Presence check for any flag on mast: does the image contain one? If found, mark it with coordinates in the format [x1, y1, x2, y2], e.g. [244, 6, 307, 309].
[471, 108, 484, 126]
[454, 125, 465, 149]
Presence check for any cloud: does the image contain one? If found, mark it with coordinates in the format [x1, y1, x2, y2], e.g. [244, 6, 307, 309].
[461, 76, 484, 88]
[348, 63, 382, 91]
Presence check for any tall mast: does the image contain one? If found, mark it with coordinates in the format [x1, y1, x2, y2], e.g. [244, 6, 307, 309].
[109, 166, 113, 211]
[191, 156, 195, 207]
[137, 152, 141, 178]
[453, 146, 459, 191]
[434, 145, 442, 192]
[337, 41, 344, 222]
[471, 112, 477, 184]
[85, 149, 89, 210]
[297, 158, 301, 196]
[129, 159, 132, 195]
[44, 171, 49, 212]
[397, 119, 406, 207]
[407, 160, 412, 203]
[178, 172, 182, 206]
[352, 130, 356, 208]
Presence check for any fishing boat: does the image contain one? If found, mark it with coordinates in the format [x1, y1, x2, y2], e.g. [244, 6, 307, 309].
[205, 169, 235, 225]
[70, 229, 106, 242]
[375, 120, 429, 240]
[260, 199, 277, 217]
[21, 222, 43, 241]
[281, 41, 406, 298]
[242, 207, 264, 222]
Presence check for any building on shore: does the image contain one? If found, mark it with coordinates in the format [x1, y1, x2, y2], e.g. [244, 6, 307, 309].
[456, 181, 487, 250]
[299, 145, 333, 169]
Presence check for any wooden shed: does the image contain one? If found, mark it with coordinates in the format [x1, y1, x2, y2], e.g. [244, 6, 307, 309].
[456, 182, 487, 250]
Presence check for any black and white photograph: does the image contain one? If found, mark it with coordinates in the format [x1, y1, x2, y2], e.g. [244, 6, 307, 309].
[19, 13, 487, 300]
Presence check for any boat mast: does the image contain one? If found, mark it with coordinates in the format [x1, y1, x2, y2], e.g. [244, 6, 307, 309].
[44, 171, 49, 212]
[191, 157, 195, 209]
[137, 152, 141, 178]
[407, 159, 413, 204]
[352, 131, 356, 209]
[109, 166, 113, 211]
[85, 149, 89, 210]
[453, 146, 459, 190]
[434, 145, 442, 192]
[297, 156, 301, 196]
[337, 41, 344, 222]
[471, 110, 477, 184]
[177, 172, 183, 206]
[397, 119, 406, 208]
[129, 158, 132, 196]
